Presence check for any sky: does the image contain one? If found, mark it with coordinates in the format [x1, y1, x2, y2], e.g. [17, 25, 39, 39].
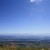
[0, 0, 50, 35]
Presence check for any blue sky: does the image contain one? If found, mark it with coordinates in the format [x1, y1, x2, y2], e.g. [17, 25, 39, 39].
[0, 0, 50, 35]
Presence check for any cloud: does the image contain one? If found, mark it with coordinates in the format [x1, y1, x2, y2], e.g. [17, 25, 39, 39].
[30, 0, 36, 2]
[30, 0, 42, 4]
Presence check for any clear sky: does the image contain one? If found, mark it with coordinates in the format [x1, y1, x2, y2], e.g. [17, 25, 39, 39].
[0, 0, 50, 35]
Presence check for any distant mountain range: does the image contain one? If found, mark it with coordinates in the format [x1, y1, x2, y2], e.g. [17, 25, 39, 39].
[0, 33, 50, 42]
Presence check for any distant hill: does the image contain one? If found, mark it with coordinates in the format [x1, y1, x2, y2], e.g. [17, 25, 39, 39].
[0, 33, 50, 42]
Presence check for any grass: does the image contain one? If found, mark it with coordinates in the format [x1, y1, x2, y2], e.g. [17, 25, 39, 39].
[0, 46, 49, 50]
[0, 41, 49, 50]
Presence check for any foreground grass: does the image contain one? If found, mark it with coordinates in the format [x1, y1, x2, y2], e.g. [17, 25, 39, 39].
[0, 46, 49, 50]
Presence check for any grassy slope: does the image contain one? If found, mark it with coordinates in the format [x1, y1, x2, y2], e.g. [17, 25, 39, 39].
[0, 46, 49, 50]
